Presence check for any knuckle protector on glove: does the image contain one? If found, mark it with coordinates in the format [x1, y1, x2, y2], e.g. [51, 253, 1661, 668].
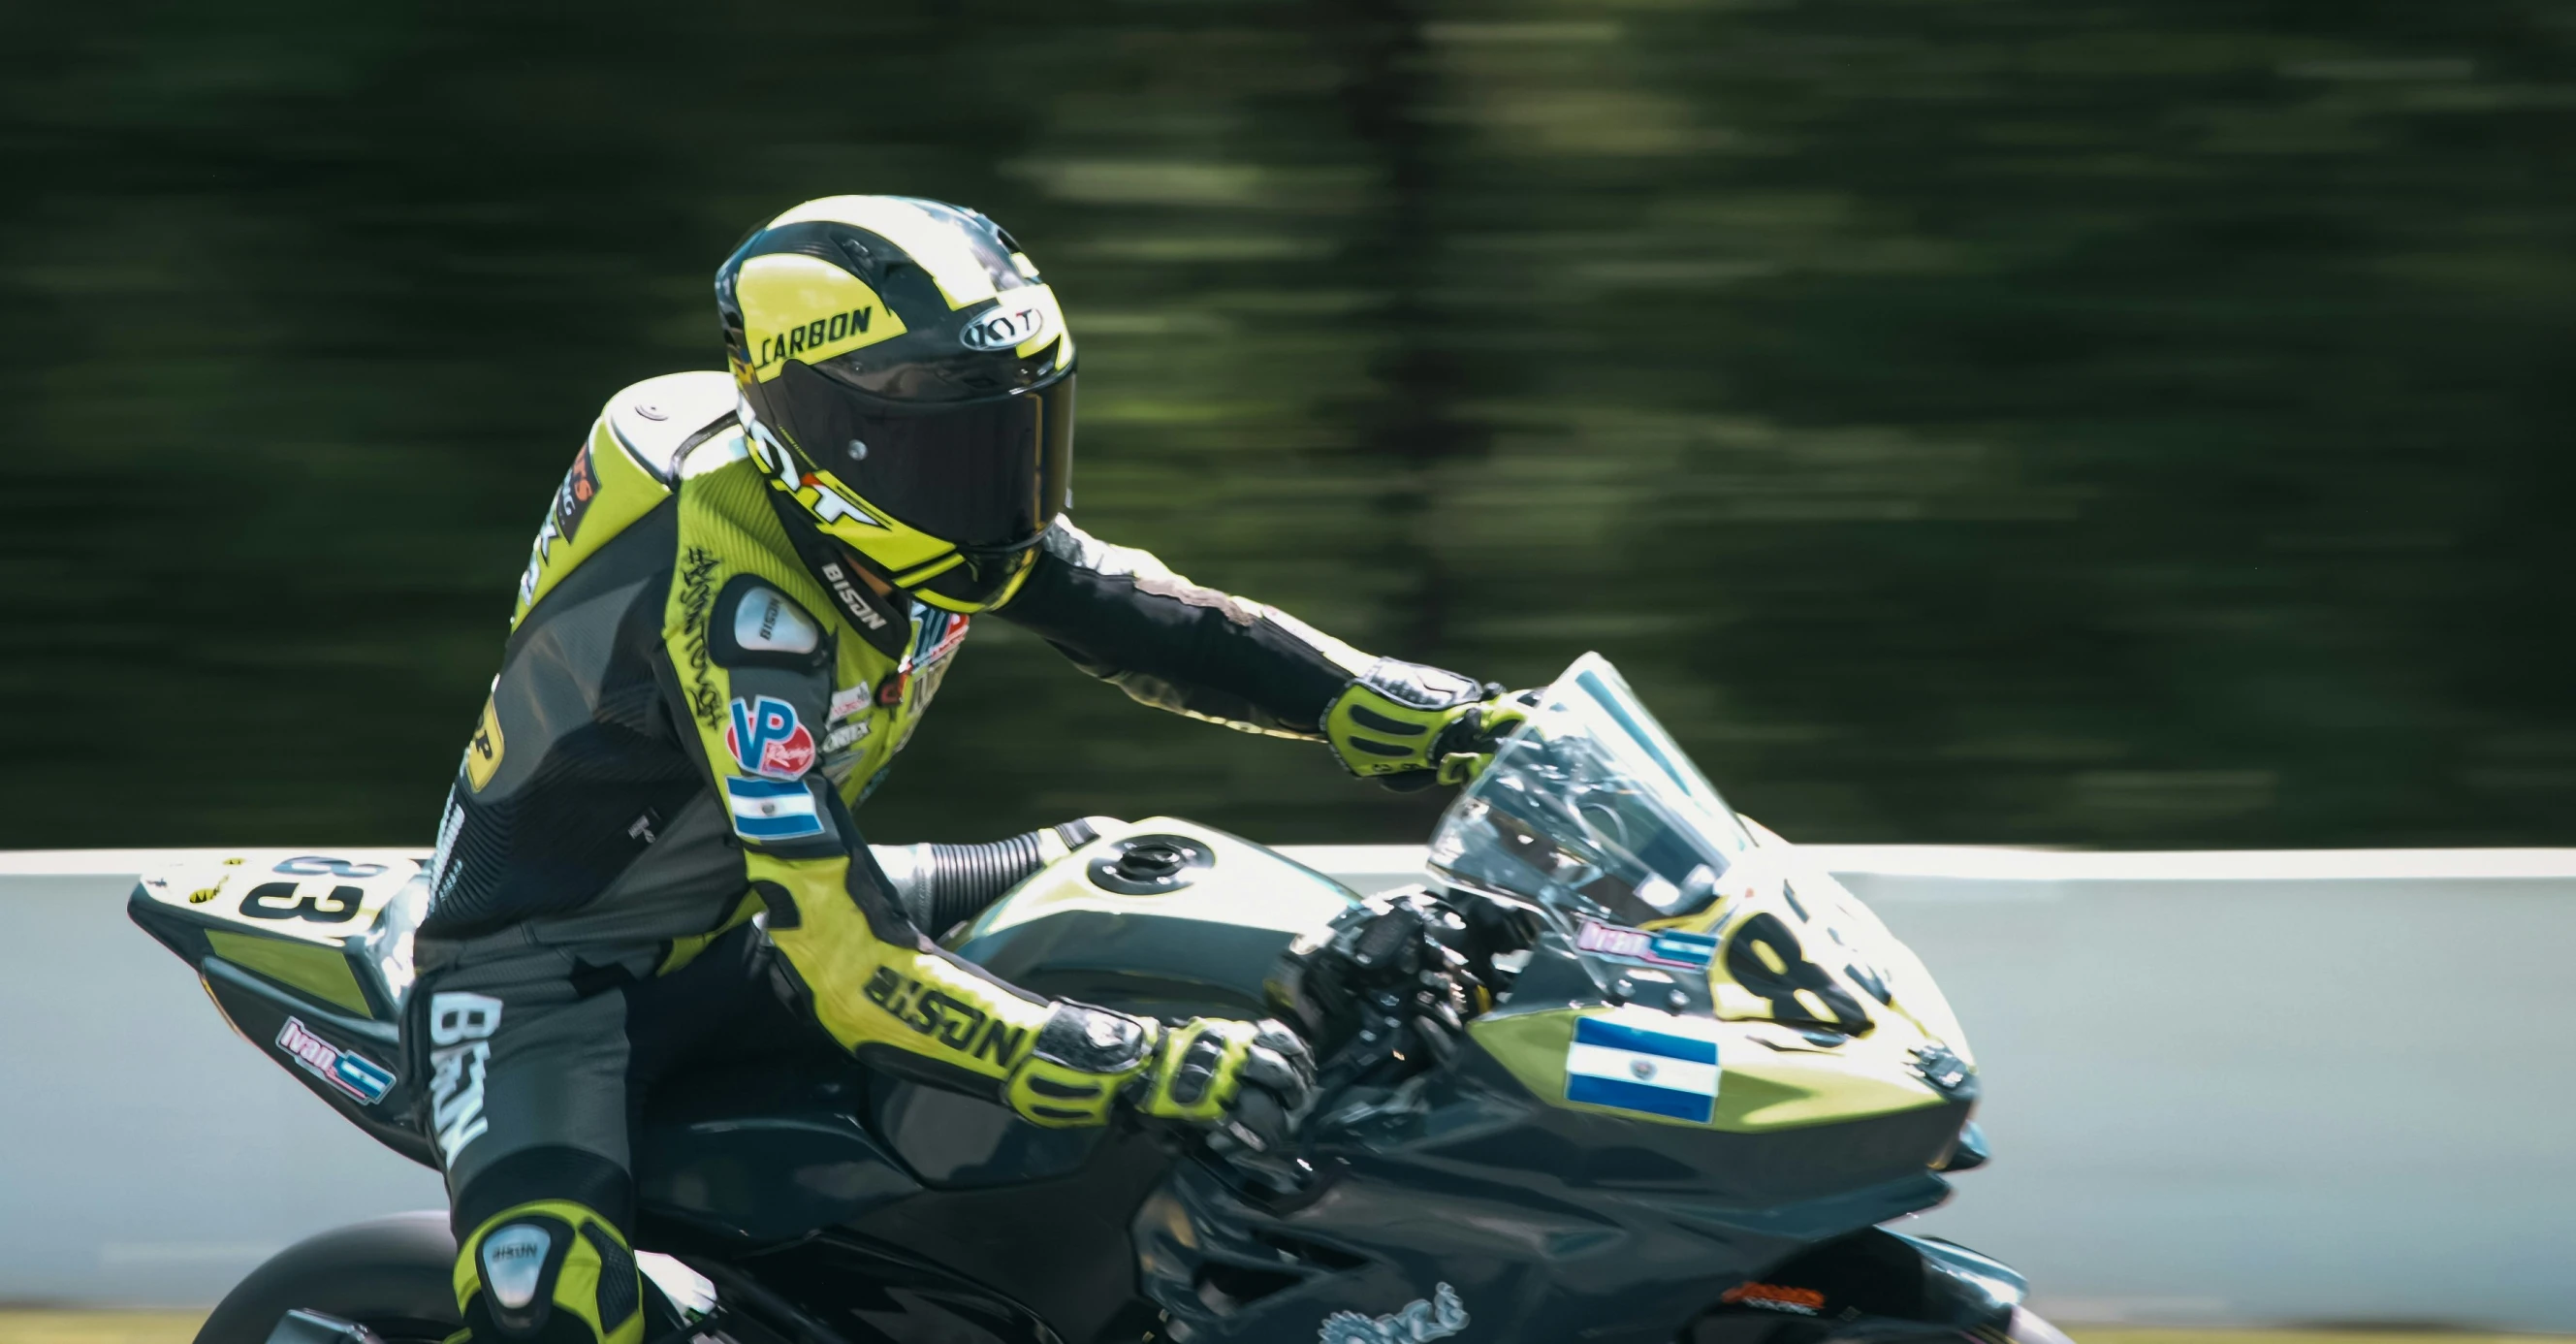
[1168, 1031, 1228, 1106]
[1138, 1018, 1253, 1121]
[1036, 1000, 1156, 1072]
[1325, 658, 1499, 779]
[1005, 1001, 1157, 1128]
[1360, 658, 1485, 713]
[1236, 1047, 1309, 1105]
[1430, 691, 1535, 786]
[1251, 1019, 1314, 1073]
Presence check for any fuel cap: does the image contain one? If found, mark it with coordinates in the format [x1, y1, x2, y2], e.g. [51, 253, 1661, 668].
[1088, 834, 1213, 895]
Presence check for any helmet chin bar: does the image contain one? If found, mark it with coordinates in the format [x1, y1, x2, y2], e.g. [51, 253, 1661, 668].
[744, 411, 946, 562]
[742, 411, 1038, 615]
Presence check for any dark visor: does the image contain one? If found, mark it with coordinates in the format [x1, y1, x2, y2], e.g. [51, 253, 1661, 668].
[771, 364, 1074, 550]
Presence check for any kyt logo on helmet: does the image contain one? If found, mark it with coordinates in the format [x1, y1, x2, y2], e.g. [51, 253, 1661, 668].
[959, 300, 1056, 352]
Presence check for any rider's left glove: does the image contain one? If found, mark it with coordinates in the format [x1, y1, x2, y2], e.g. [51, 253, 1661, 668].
[1002, 1003, 1316, 1152]
[1324, 658, 1533, 789]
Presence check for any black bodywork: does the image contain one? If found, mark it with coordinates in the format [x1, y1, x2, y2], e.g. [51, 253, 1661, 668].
[135, 858, 2025, 1344]
[617, 1052, 2010, 1344]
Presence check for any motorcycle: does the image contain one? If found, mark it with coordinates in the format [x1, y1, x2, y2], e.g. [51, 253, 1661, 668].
[131, 654, 2063, 1344]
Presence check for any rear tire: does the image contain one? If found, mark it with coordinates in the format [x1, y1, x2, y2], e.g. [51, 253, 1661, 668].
[194, 1211, 461, 1344]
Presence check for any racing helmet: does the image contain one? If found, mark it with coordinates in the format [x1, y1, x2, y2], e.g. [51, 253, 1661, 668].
[716, 196, 1075, 612]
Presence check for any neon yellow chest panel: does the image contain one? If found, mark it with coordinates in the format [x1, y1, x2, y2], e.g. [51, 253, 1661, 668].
[672, 459, 969, 810]
[825, 580, 970, 805]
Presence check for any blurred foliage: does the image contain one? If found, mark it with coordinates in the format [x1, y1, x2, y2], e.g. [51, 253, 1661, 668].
[1, 0, 2570, 848]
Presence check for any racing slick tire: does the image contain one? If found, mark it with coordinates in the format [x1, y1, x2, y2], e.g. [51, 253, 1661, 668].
[193, 1211, 461, 1344]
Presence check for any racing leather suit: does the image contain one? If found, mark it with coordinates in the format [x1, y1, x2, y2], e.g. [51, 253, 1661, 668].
[413, 370, 1432, 1344]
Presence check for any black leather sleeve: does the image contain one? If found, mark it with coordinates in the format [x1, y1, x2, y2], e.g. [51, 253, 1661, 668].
[996, 520, 1373, 737]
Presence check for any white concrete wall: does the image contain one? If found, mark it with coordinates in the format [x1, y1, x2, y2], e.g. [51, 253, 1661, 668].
[5, 848, 2571, 1328]
[0, 866, 445, 1308]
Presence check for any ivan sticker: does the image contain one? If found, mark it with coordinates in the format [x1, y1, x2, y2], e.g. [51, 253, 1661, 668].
[275, 1017, 397, 1105]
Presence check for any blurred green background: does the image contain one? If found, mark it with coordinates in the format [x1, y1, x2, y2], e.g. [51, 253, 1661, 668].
[2, 0, 2570, 849]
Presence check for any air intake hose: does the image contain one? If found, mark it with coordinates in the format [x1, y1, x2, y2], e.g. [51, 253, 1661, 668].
[872, 817, 1107, 938]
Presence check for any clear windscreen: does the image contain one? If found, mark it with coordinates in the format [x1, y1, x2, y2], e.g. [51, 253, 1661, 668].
[1427, 654, 1754, 926]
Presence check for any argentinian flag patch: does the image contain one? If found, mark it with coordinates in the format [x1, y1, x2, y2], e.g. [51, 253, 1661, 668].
[722, 775, 827, 842]
[1565, 1008, 1721, 1123]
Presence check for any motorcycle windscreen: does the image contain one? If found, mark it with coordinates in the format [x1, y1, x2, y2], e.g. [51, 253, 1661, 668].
[1427, 653, 1754, 925]
[770, 365, 1074, 550]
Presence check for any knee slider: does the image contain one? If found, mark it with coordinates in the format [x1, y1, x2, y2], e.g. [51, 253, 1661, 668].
[457, 1203, 640, 1344]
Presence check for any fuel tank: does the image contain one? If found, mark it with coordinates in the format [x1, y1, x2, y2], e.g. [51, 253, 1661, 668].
[946, 816, 1365, 1019]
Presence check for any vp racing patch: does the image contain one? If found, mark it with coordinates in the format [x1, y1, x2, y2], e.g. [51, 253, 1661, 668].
[726, 695, 816, 779]
[1319, 1284, 1468, 1344]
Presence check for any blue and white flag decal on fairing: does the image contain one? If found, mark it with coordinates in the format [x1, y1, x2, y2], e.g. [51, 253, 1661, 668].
[1566, 1011, 1721, 1123]
[723, 776, 827, 841]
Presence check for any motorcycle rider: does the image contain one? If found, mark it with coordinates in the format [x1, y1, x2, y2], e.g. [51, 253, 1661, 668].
[416, 195, 1526, 1344]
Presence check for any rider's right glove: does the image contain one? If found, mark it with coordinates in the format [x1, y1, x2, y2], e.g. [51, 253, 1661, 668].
[1323, 658, 1533, 791]
[1002, 1003, 1316, 1150]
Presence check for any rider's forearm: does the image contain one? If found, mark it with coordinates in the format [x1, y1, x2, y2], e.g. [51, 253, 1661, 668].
[664, 601, 1058, 1096]
[996, 520, 1373, 736]
[747, 849, 1052, 1088]
[748, 848, 1172, 1129]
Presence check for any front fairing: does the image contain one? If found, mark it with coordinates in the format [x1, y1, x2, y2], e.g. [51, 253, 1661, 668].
[1424, 656, 1975, 1134]
[1140, 661, 1985, 1344]
[1150, 982, 1964, 1344]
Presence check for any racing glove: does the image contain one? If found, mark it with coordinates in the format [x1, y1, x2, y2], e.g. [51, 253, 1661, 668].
[1135, 1016, 1316, 1153]
[1003, 1003, 1316, 1148]
[1324, 658, 1532, 789]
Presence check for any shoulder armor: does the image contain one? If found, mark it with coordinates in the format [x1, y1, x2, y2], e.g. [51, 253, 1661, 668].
[507, 372, 736, 631]
[601, 371, 742, 484]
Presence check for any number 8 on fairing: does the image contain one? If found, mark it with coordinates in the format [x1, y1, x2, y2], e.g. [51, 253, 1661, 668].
[1723, 912, 1873, 1034]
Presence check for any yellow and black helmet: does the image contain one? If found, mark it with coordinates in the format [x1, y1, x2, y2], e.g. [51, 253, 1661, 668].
[716, 196, 1075, 612]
